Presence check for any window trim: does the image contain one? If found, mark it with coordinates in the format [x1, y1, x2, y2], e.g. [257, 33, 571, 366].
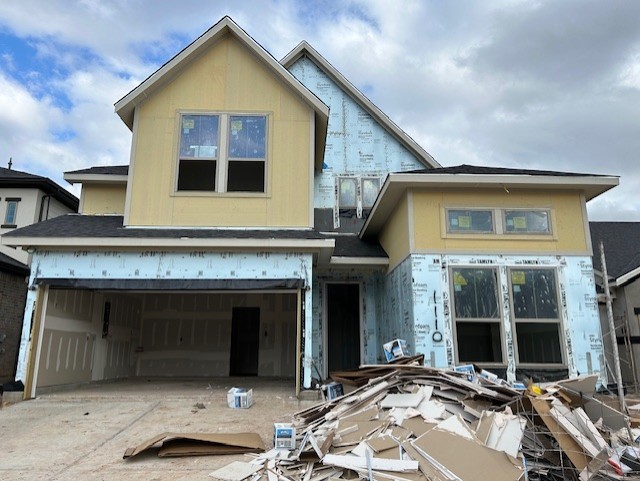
[508, 267, 565, 367]
[442, 206, 556, 240]
[361, 177, 381, 209]
[450, 266, 506, 366]
[446, 208, 496, 234]
[175, 111, 269, 195]
[502, 208, 552, 235]
[337, 175, 382, 219]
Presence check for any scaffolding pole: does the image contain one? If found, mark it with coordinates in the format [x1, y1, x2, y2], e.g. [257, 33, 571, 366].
[600, 241, 628, 417]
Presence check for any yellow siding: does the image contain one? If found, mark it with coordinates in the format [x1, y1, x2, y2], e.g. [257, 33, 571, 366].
[379, 195, 411, 270]
[127, 35, 312, 227]
[81, 184, 127, 215]
[411, 189, 589, 254]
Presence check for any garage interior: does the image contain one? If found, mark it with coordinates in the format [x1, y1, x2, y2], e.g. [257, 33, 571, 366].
[34, 288, 299, 391]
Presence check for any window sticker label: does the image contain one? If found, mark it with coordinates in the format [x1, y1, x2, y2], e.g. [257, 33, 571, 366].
[231, 120, 243, 131]
[182, 118, 195, 130]
[513, 217, 527, 229]
[511, 271, 526, 285]
[453, 271, 467, 286]
[458, 216, 471, 228]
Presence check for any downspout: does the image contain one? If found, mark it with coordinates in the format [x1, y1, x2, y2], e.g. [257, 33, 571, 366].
[38, 194, 51, 222]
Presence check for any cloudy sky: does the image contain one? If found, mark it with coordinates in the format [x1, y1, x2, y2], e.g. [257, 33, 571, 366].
[0, 0, 639, 220]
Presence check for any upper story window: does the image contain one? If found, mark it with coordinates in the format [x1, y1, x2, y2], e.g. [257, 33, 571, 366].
[362, 177, 381, 209]
[337, 176, 381, 221]
[177, 113, 267, 193]
[504, 209, 551, 234]
[338, 178, 358, 210]
[447, 209, 494, 233]
[445, 207, 554, 237]
[2, 198, 20, 228]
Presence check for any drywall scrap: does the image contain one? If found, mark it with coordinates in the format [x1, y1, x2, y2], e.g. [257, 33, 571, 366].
[239, 366, 636, 481]
[123, 365, 638, 480]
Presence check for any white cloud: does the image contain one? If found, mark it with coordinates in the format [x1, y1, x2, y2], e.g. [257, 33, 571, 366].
[0, 0, 638, 219]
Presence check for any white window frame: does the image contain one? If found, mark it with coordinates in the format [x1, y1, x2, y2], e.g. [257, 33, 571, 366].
[361, 177, 381, 209]
[450, 267, 505, 366]
[176, 112, 268, 194]
[3, 198, 20, 227]
[337, 176, 382, 219]
[502, 209, 552, 235]
[508, 267, 565, 367]
[443, 207, 555, 238]
[446, 208, 495, 234]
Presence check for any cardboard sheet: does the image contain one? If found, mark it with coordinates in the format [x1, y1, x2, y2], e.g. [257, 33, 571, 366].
[123, 432, 265, 459]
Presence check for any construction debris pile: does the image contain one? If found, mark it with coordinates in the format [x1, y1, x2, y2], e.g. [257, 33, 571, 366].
[242, 365, 640, 481]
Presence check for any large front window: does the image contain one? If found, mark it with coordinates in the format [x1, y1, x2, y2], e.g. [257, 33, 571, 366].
[177, 113, 267, 193]
[451, 268, 503, 363]
[510, 268, 562, 364]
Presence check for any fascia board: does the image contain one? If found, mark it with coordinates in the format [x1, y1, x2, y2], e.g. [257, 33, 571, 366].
[64, 174, 129, 185]
[281, 41, 439, 169]
[329, 257, 389, 266]
[115, 17, 328, 130]
[617, 267, 640, 287]
[361, 173, 620, 237]
[1, 236, 336, 251]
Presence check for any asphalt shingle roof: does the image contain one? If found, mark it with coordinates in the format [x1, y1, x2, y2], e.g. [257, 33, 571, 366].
[65, 165, 129, 176]
[331, 235, 387, 258]
[404, 164, 608, 177]
[0, 167, 79, 211]
[4, 215, 388, 259]
[0, 166, 45, 180]
[0, 251, 29, 275]
[590, 222, 640, 280]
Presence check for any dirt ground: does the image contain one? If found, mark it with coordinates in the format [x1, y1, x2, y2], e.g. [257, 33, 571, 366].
[0, 378, 319, 481]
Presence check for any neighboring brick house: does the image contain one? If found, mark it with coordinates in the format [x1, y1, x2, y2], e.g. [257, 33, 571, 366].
[0, 252, 29, 383]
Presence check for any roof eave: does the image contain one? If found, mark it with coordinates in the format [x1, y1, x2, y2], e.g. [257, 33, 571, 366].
[0, 177, 79, 211]
[115, 17, 329, 131]
[1, 235, 336, 252]
[64, 173, 129, 185]
[360, 173, 620, 237]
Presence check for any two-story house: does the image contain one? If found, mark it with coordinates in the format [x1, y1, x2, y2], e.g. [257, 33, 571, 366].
[2, 17, 618, 399]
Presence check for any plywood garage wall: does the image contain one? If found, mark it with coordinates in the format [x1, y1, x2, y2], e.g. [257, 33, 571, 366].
[137, 292, 296, 377]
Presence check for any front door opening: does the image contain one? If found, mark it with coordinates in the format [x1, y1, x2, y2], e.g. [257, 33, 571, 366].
[230, 307, 260, 376]
[327, 284, 361, 374]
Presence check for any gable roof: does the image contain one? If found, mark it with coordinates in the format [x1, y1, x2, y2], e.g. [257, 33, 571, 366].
[114, 17, 329, 167]
[590, 222, 640, 286]
[281, 41, 440, 169]
[361, 164, 619, 237]
[0, 167, 79, 211]
[64, 165, 129, 185]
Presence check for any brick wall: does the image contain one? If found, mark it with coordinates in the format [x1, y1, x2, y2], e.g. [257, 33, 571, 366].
[0, 271, 28, 383]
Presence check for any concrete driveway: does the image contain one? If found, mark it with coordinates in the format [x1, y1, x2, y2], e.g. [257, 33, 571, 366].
[0, 378, 317, 481]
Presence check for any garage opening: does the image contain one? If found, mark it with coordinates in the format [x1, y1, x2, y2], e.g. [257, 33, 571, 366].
[33, 287, 300, 390]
